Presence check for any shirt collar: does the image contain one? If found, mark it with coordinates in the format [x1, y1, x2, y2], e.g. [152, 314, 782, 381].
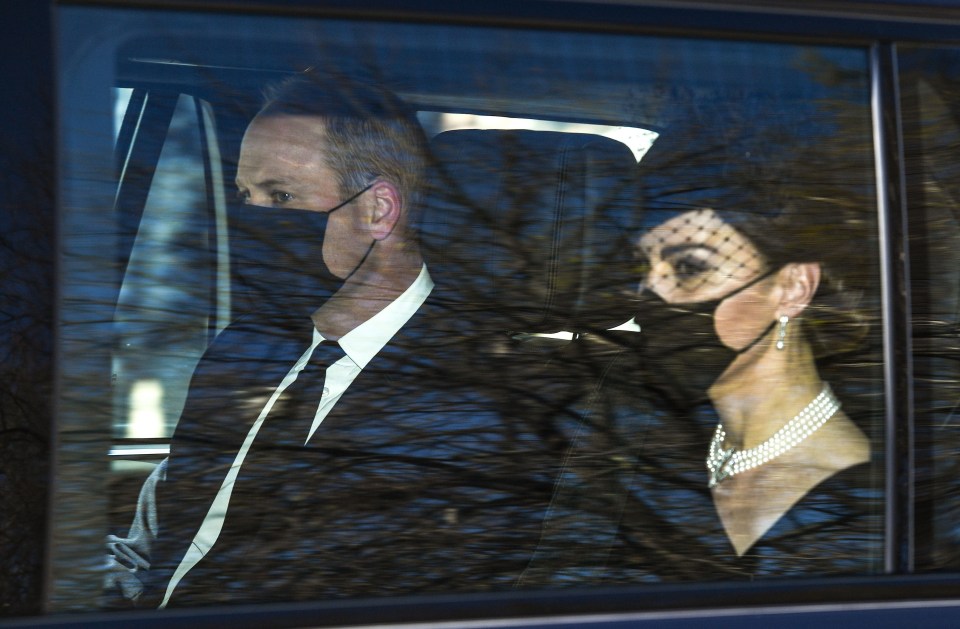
[315, 264, 433, 368]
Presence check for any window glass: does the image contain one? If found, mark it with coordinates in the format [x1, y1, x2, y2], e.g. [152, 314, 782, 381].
[56, 5, 884, 612]
[898, 46, 960, 571]
[113, 93, 210, 443]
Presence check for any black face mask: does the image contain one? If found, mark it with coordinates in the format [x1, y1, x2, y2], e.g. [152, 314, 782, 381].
[227, 184, 374, 318]
[630, 269, 778, 409]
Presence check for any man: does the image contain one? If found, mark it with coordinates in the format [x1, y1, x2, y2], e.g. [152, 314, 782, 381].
[106, 73, 553, 607]
[231, 73, 429, 338]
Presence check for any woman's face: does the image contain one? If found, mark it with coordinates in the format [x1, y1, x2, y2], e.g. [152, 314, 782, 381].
[637, 208, 780, 351]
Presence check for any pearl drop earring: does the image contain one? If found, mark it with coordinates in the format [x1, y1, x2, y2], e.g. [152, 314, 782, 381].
[775, 315, 789, 350]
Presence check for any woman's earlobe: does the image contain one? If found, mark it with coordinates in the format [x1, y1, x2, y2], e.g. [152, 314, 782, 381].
[779, 262, 821, 317]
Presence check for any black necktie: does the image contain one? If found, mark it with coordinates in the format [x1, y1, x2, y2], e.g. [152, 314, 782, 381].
[229, 337, 347, 513]
[267, 339, 347, 443]
[190, 335, 347, 575]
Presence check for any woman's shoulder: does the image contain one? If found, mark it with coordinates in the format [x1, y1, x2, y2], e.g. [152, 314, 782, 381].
[747, 458, 884, 576]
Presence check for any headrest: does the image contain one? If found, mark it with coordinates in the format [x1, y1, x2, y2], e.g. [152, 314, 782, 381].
[420, 129, 640, 333]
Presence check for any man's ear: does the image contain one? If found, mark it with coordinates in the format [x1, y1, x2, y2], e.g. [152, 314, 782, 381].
[367, 180, 403, 241]
[777, 262, 821, 319]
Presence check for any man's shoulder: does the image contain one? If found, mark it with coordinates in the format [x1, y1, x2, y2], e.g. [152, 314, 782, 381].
[381, 290, 473, 352]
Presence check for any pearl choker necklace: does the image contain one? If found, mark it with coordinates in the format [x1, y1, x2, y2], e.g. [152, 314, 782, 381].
[706, 383, 840, 488]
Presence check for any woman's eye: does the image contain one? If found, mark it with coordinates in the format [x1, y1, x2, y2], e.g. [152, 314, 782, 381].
[671, 255, 710, 280]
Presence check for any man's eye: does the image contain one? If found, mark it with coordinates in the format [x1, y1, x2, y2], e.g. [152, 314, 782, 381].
[236, 189, 250, 204]
[270, 191, 294, 205]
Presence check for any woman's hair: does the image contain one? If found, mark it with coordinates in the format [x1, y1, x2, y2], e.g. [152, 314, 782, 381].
[639, 121, 877, 359]
[726, 201, 874, 359]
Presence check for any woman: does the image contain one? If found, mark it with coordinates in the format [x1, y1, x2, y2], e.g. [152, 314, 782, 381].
[633, 205, 874, 557]
[518, 119, 884, 582]
[520, 200, 883, 585]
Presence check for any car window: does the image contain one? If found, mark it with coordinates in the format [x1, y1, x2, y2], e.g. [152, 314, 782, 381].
[898, 45, 960, 572]
[113, 93, 212, 443]
[55, 4, 884, 614]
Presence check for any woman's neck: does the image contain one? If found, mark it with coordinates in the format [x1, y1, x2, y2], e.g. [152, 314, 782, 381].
[706, 338, 871, 556]
[708, 341, 823, 450]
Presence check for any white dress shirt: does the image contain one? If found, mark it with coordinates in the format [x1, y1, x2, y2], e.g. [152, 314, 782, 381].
[159, 265, 433, 607]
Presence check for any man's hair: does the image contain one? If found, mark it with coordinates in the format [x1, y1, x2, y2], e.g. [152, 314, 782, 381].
[259, 71, 428, 222]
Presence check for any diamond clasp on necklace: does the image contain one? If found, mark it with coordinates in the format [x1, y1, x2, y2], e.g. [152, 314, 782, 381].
[708, 447, 734, 488]
[704, 383, 841, 488]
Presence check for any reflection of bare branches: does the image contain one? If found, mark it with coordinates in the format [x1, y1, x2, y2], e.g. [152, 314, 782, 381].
[899, 53, 960, 571]
[132, 311, 573, 604]
[0, 78, 54, 615]
[518, 57, 886, 584]
[87, 31, 893, 608]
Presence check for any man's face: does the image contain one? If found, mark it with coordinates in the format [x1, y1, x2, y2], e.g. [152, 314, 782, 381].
[235, 114, 370, 279]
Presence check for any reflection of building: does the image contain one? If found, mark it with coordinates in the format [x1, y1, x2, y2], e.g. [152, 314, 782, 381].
[126, 379, 163, 438]
[112, 94, 212, 441]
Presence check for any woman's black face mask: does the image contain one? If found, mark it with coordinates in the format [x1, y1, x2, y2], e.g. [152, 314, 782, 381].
[630, 269, 778, 409]
[227, 184, 374, 319]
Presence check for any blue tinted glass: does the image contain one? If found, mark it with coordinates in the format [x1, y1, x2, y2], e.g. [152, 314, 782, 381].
[899, 45, 960, 573]
[56, 5, 882, 612]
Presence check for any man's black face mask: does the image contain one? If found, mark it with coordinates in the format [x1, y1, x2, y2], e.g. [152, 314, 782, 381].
[227, 184, 374, 319]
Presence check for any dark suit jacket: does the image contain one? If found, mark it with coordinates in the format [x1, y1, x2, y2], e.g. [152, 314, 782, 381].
[142, 297, 563, 607]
